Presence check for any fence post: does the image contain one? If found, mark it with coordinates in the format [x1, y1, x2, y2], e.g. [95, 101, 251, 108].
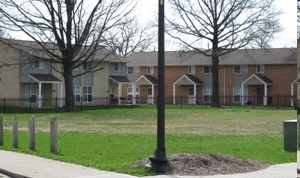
[3, 97, 5, 114]
[29, 96, 32, 113]
[0, 114, 3, 145]
[50, 117, 58, 153]
[55, 97, 58, 113]
[180, 96, 183, 109]
[13, 116, 18, 148]
[28, 116, 35, 150]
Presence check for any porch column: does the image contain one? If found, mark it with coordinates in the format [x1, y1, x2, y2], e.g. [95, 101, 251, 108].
[173, 84, 176, 104]
[38, 82, 42, 108]
[152, 84, 154, 104]
[118, 83, 122, 104]
[193, 84, 196, 105]
[263, 84, 267, 106]
[291, 82, 294, 107]
[241, 84, 244, 105]
[132, 83, 136, 105]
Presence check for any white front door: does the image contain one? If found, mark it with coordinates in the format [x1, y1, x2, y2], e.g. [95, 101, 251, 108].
[147, 87, 153, 104]
[188, 87, 195, 104]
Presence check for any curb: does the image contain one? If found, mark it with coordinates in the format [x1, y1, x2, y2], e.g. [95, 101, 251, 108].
[0, 168, 30, 178]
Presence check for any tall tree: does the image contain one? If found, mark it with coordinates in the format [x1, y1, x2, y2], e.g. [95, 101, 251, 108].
[0, 0, 135, 111]
[166, 0, 282, 107]
[103, 17, 156, 57]
[298, 0, 300, 38]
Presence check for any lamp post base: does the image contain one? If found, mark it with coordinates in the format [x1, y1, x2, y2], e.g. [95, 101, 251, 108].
[148, 149, 168, 173]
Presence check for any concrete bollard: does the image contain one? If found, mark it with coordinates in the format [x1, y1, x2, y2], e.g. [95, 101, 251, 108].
[283, 119, 297, 152]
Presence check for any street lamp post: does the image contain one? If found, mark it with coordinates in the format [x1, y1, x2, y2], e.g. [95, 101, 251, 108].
[148, 0, 168, 173]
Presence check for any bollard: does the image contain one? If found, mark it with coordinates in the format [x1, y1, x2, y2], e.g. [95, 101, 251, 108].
[283, 120, 297, 152]
[12, 116, 18, 148]
[50, 117, 58, 153]
[28, 116, 35, 150]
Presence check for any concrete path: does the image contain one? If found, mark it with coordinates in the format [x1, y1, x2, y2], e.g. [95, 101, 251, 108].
[0, 150, 296, 178]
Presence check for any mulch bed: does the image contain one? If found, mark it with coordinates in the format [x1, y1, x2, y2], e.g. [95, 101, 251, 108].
[132, 153, 271, 176]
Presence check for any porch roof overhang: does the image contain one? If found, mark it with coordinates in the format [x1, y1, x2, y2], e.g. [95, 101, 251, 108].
[242, 74, 273, 86]
[174, 74, 203, 86]
[135, 75, 158, 85]
[28, 74, 62, 84]
[109, 76, 131, 84]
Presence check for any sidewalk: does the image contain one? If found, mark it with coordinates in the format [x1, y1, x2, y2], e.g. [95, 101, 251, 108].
[0, 150, 296, 178]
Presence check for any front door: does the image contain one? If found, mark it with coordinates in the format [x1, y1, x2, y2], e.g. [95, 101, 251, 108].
[188, 87, 195, 104]
[147, 87, 153, 104]
[257, 87, 264, 105]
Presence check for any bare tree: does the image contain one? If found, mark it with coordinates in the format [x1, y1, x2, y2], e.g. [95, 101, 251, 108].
[0, 0, 135, 111]
[298, 0, 300, 39]
[167, 0, 282, 107]
[102, 17, 156, 57]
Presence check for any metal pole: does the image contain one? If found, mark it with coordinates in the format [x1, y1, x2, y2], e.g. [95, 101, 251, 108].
[148, 0, 168, 173]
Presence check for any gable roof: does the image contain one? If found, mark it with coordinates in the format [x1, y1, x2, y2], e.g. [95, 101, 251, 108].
[242, 74, 273, 86]
[174, 74, 203, 85]
[126, 48, 296, 67]
[135, 75, 158, 85]
[0, 38, 125, 63]
[29, 74, 61, 83]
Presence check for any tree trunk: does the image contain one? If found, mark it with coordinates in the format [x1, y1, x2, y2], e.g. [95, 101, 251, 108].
[211, 54, 220, 107]
[63, 64, 74, 112]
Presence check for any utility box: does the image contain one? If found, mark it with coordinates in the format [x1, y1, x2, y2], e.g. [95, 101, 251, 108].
[283, 120, 297, 152]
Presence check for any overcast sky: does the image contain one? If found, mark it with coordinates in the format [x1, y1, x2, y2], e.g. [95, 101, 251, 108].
[138, 0, 297, 50]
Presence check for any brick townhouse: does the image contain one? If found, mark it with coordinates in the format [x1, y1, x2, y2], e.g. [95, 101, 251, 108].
[123, 48, 297, 106]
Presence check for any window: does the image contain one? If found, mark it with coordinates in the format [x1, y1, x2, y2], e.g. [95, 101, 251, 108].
[25, 85, 37, 103]
[188, 66, 195, 74]
[127, 66, 140, 75]
[256, 65, 264, 73]
[83, 62, 91, 70]
[234, 65, 248, 74]
[233, 87, 248, 103]
[203, 87, 211, 102]
[73, 87, 81, 103]
[83, 86, 92, 102]
[203, 66, 212, 74]
[114, 63, 122, 72]
[127, 87, 140, 103]
[147, 67, 154, 75]
[34, 61, 44, 69]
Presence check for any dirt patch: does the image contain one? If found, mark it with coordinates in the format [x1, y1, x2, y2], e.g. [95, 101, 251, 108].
[132, 153, 271, 176]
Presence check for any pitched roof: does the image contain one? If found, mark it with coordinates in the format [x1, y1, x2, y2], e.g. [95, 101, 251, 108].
[174, 74, 203, 85]
[126, 48, 296, 66]
[109, 76, 131, 83]
[242, 74, 273, 86]
[135, 75, 158, 85]
[29, 74, 61, 83]
[0, 38, 125, 63]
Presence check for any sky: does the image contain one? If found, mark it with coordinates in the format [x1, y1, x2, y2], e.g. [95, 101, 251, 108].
[7, 0, 297, 50]
[137, 0, 297, 50]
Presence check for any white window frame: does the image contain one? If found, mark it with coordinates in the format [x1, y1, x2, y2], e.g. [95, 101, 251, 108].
[234, 65, 248, 74]
[34, 61, 44, 69]
[203, 87, 211, 102]
[147, 66, 154, 75]
[127, 66, 140, 75]
[188, 66, 195, 74]
[127, 87, 140, 103]
[256, 65, 264, 73]
[83, 86, 92, 103]
[233, 87, 248, 103]
[25, 85, 38, 103]
[114, 63, 122, 72]
[73, 86, 81, 103]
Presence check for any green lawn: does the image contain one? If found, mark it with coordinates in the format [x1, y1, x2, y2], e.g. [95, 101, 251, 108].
[0, 108, 297, 176]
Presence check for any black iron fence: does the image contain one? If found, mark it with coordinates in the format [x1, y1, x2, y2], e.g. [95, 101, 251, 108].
[0, 95, 297, 114]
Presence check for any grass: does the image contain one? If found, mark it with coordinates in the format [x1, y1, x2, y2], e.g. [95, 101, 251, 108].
[0, 107, 297, 176]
